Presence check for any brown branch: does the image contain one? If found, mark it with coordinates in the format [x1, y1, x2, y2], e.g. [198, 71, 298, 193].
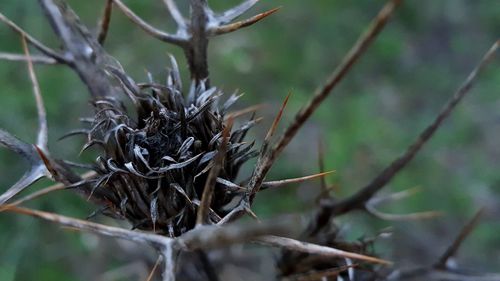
[38, 0, 117, 99]
[0, 130, 48, 204]
[2, 171, 97, 208]
[255, 235, 392, 265]
[313, 40, 499, 230]
[162, 0, 186, 29]
[209, 7, 280, 36]
[365, 187, 442, 221]
[248, 93, 290, 198]
[112, 0, 187, 46]
[0, 11, 67, 62]
[4, 205, 170, 246]
[366, 206, 441, 221]
[186, 0, 211, 82]
[22, 36, 48, 152]
[97, 0, 113, 44]
[181, 218, 291, 250]
[260, 170, 335, 190]
[247, 0, 403, 202]
[196, 119, 233, 225]
[317, 139, 328, 192]
[217, 0, 260, 24]
[226, 104, 265, 119]
[145, 256, 162, 281]
[435, 208, 485, 269]
[0, 52, 57, 64]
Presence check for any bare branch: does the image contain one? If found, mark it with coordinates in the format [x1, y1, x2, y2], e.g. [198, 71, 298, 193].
[162, 0, 187, 29]
[181, 218, 292, 250]
[317, 139, 327, 192]
[248, 93, 290, 196]
[3, 205, 170, 247]
[162, 242, 176, 281]
[209, 7, 280, 36]
[145, 256, 162, 281]
[186, 0, 211, 81]
[196, 119, 233, 225]
[0, 11, 67, 62]
[22, 36, 48, 152]
[283, 264, 356, 281]
[435, 208, 485, 269]
[265, 92, 291, 142]
[0, 52, 57, 64]
[367, 186, 421, 206]
[4, 171, 96, 208]
[38, 0, 117, 99]
[217, 201, 248, 225]
[364, 187, 442, 221]
[0, 165, 46, 205]
[317, 40, 499, 225]
[0, 129, 37, 160]
[226, 104, 265, 119]
[112, 0, 187, 45]
[5, 204, 290, 253]
[366, 205, 441, 221]
[247, 0, 403, 203]
[255, 235, 392, 265]
[217, 0, 259, 24]
[260, 170, 335, 190]
[0, 130, 49, 204]
[97, 0, 113, 44]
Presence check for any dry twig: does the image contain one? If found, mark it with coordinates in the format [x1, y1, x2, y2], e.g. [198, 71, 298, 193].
[310, 40, 499, 234]
[247, 0, 403, 202]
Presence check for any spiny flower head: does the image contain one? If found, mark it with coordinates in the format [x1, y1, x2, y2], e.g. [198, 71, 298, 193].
[76, 58, 257, 236]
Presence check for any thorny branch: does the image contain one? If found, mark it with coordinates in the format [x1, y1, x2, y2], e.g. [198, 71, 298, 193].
[113, 0, 276, 82]
[0, 52, 57, 64]
[97, 0, 113, 44]
[0, 130, 48, 204]
[0, 11, 67, 62]
[0, 0, 499, 280]
[247, 0, 403, 203]
[1, 205, 389, 280]
[435, 208, 485, 269]
[0, 36, 52, 204]
[196, 119, 233, 225]
[22, 36, 48, 152]
[38, 0, 117, 99]
[365, 187, 442, 221]
[309, 40, 499, 235]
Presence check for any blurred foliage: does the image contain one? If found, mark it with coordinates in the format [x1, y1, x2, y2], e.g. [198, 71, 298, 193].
[0, 0, 499, 280]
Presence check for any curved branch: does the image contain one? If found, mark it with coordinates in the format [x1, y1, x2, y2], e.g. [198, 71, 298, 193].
[217, 0, 259, 24]
[162, 0, 186, 29]
[0, 11, 67, 63]
[22, 36, 48, 152]
[97, 0, 113, 44]
[247, 0, 403, 201]
[0, 130, 48, 204]
[307, 40, 498, 236]
[0, 52, 57, 64]
[209, 7, 280, 36]
[112, 0, 187, 45]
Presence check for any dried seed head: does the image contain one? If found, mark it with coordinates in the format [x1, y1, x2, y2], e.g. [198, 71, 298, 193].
[77, 58, 256, 236]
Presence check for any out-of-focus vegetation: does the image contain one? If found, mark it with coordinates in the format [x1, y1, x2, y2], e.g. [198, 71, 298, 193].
[0, 0, 499, 280]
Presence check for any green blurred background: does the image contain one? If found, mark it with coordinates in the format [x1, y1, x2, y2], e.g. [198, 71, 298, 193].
[0, 0, 499, 280]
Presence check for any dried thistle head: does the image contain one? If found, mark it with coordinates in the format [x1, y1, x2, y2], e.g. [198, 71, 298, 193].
[76, 58, 256, 236]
